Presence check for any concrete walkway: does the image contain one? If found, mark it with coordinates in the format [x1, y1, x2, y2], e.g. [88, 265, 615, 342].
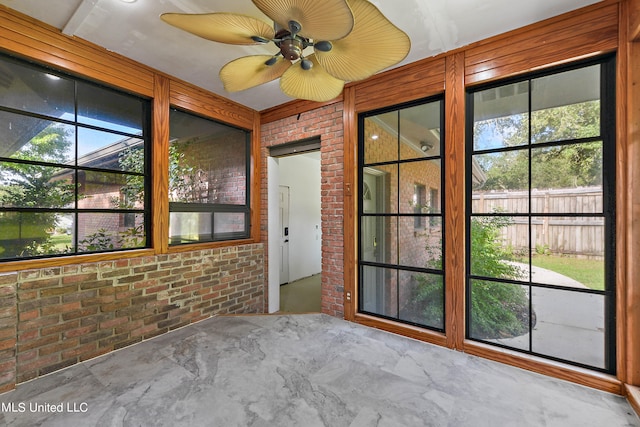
[491, 264, 606, 368]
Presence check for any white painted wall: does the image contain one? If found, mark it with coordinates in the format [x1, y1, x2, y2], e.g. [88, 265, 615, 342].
[279, 151, 322, 282]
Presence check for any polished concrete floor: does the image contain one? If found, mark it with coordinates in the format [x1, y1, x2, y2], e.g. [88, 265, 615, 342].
[1, 314, 638, 427]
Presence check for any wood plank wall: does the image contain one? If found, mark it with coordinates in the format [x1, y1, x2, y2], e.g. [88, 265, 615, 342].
[333, 0, 630, 395]
[623, 0, 640, 400]
[0, 0, 637, 401]
[0, 4, 261, 271]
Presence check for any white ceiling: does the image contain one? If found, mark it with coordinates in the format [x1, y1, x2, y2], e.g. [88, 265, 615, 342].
[0, 0, 602, 111]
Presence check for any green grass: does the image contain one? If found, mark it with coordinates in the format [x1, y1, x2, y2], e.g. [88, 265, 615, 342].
[530, 254, 604, 290]
[48, 233, 73, 251]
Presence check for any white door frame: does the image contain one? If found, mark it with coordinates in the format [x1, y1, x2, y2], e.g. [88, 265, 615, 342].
[267, 156, 281, 313]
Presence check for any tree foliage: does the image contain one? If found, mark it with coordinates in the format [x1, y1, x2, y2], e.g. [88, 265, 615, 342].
[0, 124, 75, 209]
[409, 216, 531, 339]
[474, 101, 602, 191]
[0, 125, 75, 257]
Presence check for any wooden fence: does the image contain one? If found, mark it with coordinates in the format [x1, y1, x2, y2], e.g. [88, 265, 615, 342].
[472, 187, 604, 258]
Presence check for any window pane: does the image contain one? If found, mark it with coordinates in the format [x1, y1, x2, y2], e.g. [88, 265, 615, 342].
[0, 162, 75, 208]
[78, 171, 144, 210]
[469, 280, 531, 351]
[0, 59, 74, 120]
[360, 216, 397, 265]
[360, 265, 397, 318]
[399, 217, 441, 269]
[470, 216, 530, 280]
[78, 127, 144, 172]
[0, 211, 74, 259]
[473, 82, 529, 150]
[472, 152, 529, 213]
[531, 216, 605, 278]
[362, 165, 396, 214]
[531, 142, 602, 207]
[399, 102, 441, 160]
[399, 270, 443, 329]
[214, 212, 246, 237]
[0, 111, 75, 163]
[77, 212, 145, 251]
[76, 82, 144, 133]
[531, 288, 605, 368]
[0, 54, 150, 259]
[169, 211, 212, 244]
[531, 65, 600, 144]
[364, 111, 398, 164]
[169, 110, 247, 205]
[399, 160, 440, 214]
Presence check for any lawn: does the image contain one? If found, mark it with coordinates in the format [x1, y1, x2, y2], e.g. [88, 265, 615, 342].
[530, 254, 605, 291]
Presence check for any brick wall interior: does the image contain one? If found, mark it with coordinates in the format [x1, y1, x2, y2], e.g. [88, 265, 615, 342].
[260, 103, 345, 317]
[0, 243, 264, 392]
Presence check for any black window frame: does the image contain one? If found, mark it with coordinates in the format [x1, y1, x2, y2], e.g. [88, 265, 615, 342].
[168, 107, 251, 245]
[0, 53, 151, 261]
[357, 95, 446, 332]
[464, 55, 617, 374]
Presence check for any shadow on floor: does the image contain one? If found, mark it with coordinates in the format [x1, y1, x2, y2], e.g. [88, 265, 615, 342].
[279, 274, 321, 313]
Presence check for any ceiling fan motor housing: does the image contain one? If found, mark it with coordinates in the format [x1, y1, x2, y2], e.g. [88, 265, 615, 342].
[279, 37, 304, 60]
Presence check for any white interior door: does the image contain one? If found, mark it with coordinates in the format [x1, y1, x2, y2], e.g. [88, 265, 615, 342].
[279, 185, 290, 285]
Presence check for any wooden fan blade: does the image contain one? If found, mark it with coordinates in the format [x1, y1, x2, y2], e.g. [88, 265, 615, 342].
[251, 0, 353, 41]
[279, 54, 345, 102]
[160, 13, 275, 45]
[315, 0, 410, 82]
[220, 55, 292, 92]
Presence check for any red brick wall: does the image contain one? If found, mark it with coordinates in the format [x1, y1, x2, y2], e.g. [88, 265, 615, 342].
[0, 243, 264, 391]
[261, 103, 345, 317]
[176, 132, 247, 205]
[363, 120, 443, 316]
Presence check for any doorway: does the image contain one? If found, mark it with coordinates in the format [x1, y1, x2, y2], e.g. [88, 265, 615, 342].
[361, 168, 386, 314]
[267, 142, 322, 313]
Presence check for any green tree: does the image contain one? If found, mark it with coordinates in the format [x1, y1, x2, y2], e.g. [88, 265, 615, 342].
[408, 215, 530, 339]
[0, 125, 74, 208]
[0, 125, 75, 257]
[474, 101, 602, 190]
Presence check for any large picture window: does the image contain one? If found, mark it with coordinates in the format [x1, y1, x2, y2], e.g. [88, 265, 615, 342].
[466, 57, 616, 372]
[0, 55, 150, 260]
[358, 98, 444, 331]
[168, 108, 250, 244]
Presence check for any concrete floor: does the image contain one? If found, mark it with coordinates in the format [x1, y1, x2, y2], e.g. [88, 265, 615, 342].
[279, 274, 321, 313]
[0, 314, 638, 427]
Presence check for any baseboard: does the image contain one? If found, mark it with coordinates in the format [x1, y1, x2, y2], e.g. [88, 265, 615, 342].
[626, 384, 640, 418]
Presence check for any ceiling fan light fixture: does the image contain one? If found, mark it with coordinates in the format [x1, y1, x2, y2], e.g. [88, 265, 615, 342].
[288, 20, 302, 35]
[251, 36, 271, 44]
[161, 0, 410, 102]
[279, 37, 304, 60]
[314, 41, 333, 52]
[265, 56, 280, 66]
[300, 58, 313, 70]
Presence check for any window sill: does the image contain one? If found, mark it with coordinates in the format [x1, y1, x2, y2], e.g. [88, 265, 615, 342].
[0, 248, 156, 273]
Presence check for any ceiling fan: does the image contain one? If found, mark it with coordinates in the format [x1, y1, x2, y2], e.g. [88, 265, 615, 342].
[161, 0, 410, 102]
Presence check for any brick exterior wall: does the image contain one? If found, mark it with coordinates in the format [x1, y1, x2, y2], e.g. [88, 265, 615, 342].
[363, 119, 443, 318]
[261, 103, 345, 318]
[175, 132, 247, 205]
[0, 243, 264, 392]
